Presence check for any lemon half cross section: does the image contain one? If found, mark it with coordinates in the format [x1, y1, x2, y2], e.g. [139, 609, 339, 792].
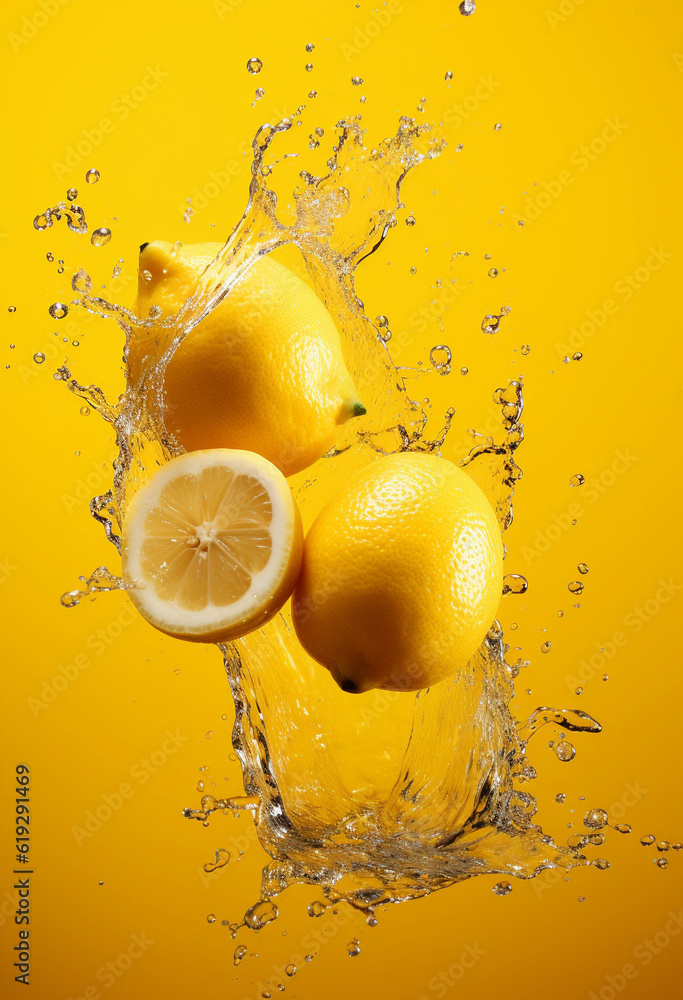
[122, 449, 303, 643]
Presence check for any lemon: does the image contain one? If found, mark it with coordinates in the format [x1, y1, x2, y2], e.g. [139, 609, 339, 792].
[122, 449, 303, 642]
[292, 453, 503, 693]
[131, 242, 365, 477]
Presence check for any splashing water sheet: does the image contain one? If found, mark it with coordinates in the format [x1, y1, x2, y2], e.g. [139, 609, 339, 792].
[45, 102, 671, 964]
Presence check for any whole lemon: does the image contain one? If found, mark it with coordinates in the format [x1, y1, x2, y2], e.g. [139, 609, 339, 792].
[130, 242, 365, 477]
[292, 453, 503, 693]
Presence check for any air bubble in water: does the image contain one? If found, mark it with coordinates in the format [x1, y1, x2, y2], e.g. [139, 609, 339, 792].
[492, 881, 512, 895]
[568, 581, 584, 595]
[459, 0, 476, 14]
[67, 188, 78, 201]
[49, 302, 68, 319]
[247, 57, 262, 74]
[569, 474, 585, 486]
[554, 741, 576, 762]
[85, 168, 100, 184]
[503, 574, 528, 595]
[91, 227, 112, 247]
[72, 268, 92, 294]
[33, 352, 45, 364]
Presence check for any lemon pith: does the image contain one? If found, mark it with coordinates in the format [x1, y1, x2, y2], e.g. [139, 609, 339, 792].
[130, 242, 365, 478]
[292, 452, 503, 693]
[122, 449, 303, 642]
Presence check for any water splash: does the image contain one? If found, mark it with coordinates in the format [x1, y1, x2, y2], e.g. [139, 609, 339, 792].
[54, 109, 616, 921]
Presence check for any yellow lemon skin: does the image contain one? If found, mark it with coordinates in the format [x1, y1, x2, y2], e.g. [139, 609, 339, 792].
[292, 453, 503, 693]
[131, 242, 364, 478]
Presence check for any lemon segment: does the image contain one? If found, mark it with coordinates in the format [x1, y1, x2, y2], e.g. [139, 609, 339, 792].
[122, 449, 303, 642]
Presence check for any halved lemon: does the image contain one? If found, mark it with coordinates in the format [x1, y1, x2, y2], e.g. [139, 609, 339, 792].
[122, 449, 303, 642]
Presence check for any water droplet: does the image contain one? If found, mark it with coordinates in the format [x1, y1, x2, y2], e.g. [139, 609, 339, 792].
[49, 302, 68, 319]
[592, 858, 610, 871]
[640, 834, 655, 846]
[85, 168, 100, 184]
[244, 900, 278, 930]
[33, 214, 50, 231]
[80, 406, 90, 416]
[33, 352, 45, 365]
[584, 808, 608, 829]
[456, 143, 464, 152]
[72, 268, 92, 294]
[46, 252, 54, 262]
[305, 62, 313, 72]
[615, 823, 631, 834]
[459, 0, 476, 14]
[656, 841, 670, 852]
[234, 944, 247, 965]
[91, 227, 112, 247]
[183, 208, 193, 223]
[575, 686, 583, 695]
[578, 895, 586, 902]
[308, 90, 317, 98]
[253, 87, 265, 105]
[7, 305, 17, 314]
[568, 580, 584, 595]
[569, 473, 585, 486]
[347, 939, 361, 957]
[518, 219, 525, 226]
[655, 857, 668, 869]
[488, 267, 498, 277]
[410, 265, 417, 275]
[247, 57, 262, 74]
[481, 314, 500, 334]
[207, 913, 216, 924]
[351, 76, 363, 86]
[305, 42, 314, 52]
[405, 213, 416, 226]
[445, 70, 453, 81]
[492, 881, 512, 895]
[307, 901, 326, 918]
[494, 122, 502, 131]
[578, 563, 589, 575]
[460, 366, 468, 375]
[672, 843, 682, 851]
[573, 351, 583, 361]
[429, 344, 451, 374]
[285, 965, 296, 977]
[503, 574, 528, 595]
[555, 792, 566, 804]
[554, 740, 576, 762]
[541, 641, 552, 653]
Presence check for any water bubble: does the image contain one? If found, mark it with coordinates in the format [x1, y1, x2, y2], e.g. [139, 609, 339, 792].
[554, 741, 576, 762]
[555, 792, 566, 804]
[656, 841, 670, 852]
[347, 939, 361, 957]
[460, 366, 468, 375]
[285, 965, 296, 977]
[112, 264, 121, 278]
[410, 265, 417, 274]
[46, 252, 54, 262]
[207, 913, 216, 924]
[640, 834, 655, 846]
[614, 824, 631, 834]
[575, 686, 583, 695]
[518, 219, 524, 226]
[366, 915, 378, 927]
[305, 62, 313, 72]
[351, 76, 363, 86]
[488, 267, 498, 277]
[80, 406, 90, 416]
[85, 168, 100, 184]
[405, 213, 416, 226]
[568, 580, 584, 595]
[91, 227, 112, 247]
[655, 858, 668, 869]
[67, 188, 78, 201]
[429, 344, 451, 374]
[253, 87, 265, 104]
[72, 268, 92, 294]
[578, 563, 589, 575]
[308, 90, 318, 98]
[569, 473, 585, 486]
[305, 42, 314, 52]
[520, 344, 531, 356]
[33, 352, 45, 365]
[456, 143, 464, 152]
[584, 808, 608, 829]
[592, 858, 610, 870]
[672, 843, 682, 851]
[503, 574, 528, 595]
[244, 900, 278, 930]
[445, 70, 453, 81]
[307, 901, 326, 918]
[481, 314, 500, 334]
[459, 0, 476, 14]
[494, 122, 502, 131]
[541, 641, 552, 653]
[148, 304, 162, 319]
[7, 305, 17, 314]
[183, 208, 193, 223]
[234, 944, 247, 965]
[492, 881, 512, 895]
[49, 302, 68, 319]
[33, 214, 50, 231]
[573, 351, 583, 361]
[246, 57, 262, 74]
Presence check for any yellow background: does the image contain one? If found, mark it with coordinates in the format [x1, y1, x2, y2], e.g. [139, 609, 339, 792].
[1, 1, 682, 998]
